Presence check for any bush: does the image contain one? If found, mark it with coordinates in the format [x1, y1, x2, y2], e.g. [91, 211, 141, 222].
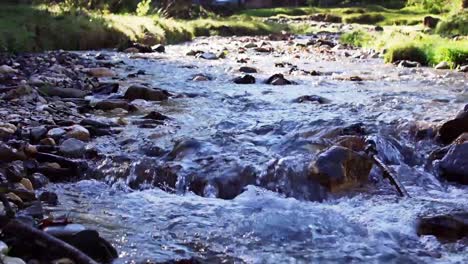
[344, 13, 385, 24]
[433, 46, 468, 68]
[436, 13, 468, 36]
[339, 30, 373, 47]
[384, 44, 427, 64]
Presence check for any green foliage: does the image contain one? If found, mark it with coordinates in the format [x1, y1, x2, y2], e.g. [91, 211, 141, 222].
[433, 46, 468, 68]
[339, 30, 374, 47]
[384, 44, 428, 64]
[136, 0, 152, 16]
[436, 12, 468, 36]
[344, 13, 385, 24]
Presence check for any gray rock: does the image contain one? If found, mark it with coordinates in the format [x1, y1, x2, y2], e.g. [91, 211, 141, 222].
[30, 126, 48, 142]
[47, 127, 67, 139]
[418, 213, 468, 242]
[38, 86, 88, 98]
[59, 138, 86, 158]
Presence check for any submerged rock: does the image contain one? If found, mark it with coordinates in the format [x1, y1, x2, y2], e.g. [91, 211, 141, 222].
[265, 74, 294, 85]
[293, 95, 330, 104]
[417, 213, 468, 242]
[239, 66, 258, 73]
[439, 143, 468, 184]
[398, 60, 421, 68]
[233, 74, 256, 84]
[124, 85, 170, 101]
[309, 146, 373, 192]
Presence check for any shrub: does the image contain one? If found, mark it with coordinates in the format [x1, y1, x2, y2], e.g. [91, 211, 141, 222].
[384, 44, 428, 64]
[433, 46, 468, 68]
[344, 13, 385, 24]
[436, 13, 468, 36]
[339, 30, 373, 47]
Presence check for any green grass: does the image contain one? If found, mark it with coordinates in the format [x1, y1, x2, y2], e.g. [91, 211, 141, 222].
[341, 28, 468, 68]
[0, 4, 290, 52]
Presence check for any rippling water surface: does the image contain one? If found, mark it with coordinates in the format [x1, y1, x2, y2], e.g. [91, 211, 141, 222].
[48, 36, 467, 263]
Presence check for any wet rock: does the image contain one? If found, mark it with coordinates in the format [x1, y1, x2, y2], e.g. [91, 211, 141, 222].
[124, 85, 171, 101]
[38, 86, 88, 98]
[293, 95, 330, 104]
[335, 136, 367, 152]
[423, 16, 440, 29]
[0, 143, 26, 162]
[255, 47, 273, 53]
[191, 74, 211, 81]
[65, 125, 90, 142]
[144, 111, 170, 121]
[233, 74, 256, 84]
[21, 201, 43, 218]
[239, 66, 258, 73]
[268, 31, 291, 41]
[152, 44, 165, 53]
[123, 47, 139, 53]
[39, 191, 58, 205]
[80, 118, 111, 129]
[460, 65, 468, 72]
[435, 61, 450, 70]
[375, 25, 384, 31]
[439, 143, 468, 184]
[27, 173, 49, 189]
[59, 138, 86, 158]
[309, 146, 373, 192]
[438, 107, 468, 144]
[39, 138, 56, 146]
[186, 50, 203, 56]
[199, 52, 218, 60]
[6, 161, 25, 183]
[30, 127, 48, 143]
[265, 74, 294, 85]
[83, 67, 115, 78]
[47, 128, 66, 140]
[417, 213, 468, 242]
[94, 99, 138, 112]
[398, 60, 421, 68]
[93, 82, 119, 95]
[1, 85, 34, 100]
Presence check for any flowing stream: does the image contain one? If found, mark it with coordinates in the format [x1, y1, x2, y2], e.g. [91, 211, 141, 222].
[46, 36, 467, 263]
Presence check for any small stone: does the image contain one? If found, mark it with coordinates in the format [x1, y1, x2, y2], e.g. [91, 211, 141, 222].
[5, 192, 24, 205]
[233, 74, 256, 84]
[398, 60, 421, 68]
[144, 111, 170, 121]
[59, 138, 86, 158]
[435, 61, 450, 70]
[66, 125, 90, 141]
[123, 47, 139, 53]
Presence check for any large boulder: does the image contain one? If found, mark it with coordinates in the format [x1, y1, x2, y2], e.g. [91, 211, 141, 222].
[423, 16, 440, 29]
[417, 213, 468, 242]
[124, 85, 170, 101]
[439, 143, 468, 184]
[438, 105, 468, 144]
[309, 146, 373, 192]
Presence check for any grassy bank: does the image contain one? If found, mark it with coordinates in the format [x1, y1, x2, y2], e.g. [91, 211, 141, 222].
[340, 29, 468, 68]
[0, 4, 288, 53]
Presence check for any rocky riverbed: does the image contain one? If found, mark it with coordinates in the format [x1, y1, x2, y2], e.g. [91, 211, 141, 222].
[0, 32, 467, 263]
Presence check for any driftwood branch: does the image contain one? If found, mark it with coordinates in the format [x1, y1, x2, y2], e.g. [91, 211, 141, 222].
[372, 155, 410, 197]
[1, 219, 99, 264]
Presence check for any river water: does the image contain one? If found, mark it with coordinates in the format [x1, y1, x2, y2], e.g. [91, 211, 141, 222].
[47, 36, 467, 263]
